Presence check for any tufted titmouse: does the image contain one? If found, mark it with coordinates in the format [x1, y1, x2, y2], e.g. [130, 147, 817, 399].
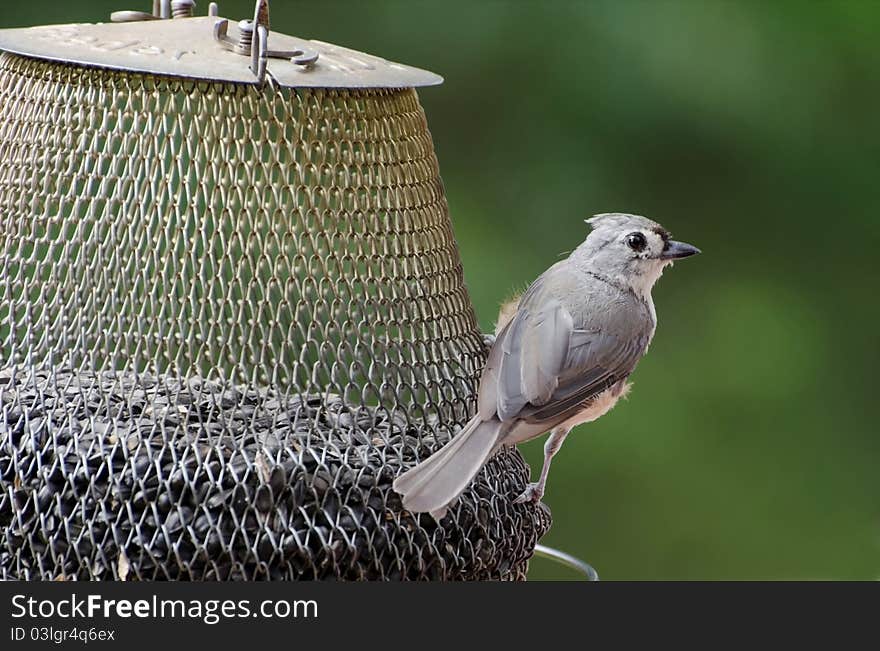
[393, 213, 700, 519]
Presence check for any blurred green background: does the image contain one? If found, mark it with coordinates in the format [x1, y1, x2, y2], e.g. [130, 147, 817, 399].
[5, 0, 878, 580]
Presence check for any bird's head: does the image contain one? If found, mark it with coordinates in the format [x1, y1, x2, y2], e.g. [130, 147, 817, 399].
[576, 213, 700, 298]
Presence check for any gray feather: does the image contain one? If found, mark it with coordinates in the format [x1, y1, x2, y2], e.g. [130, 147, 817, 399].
[393, 417, 505, 519]
[521, 299, 572, 406]
[494, 266, 653, 442]
[497, 313, 528, 420]
[485, 263, 651, 432]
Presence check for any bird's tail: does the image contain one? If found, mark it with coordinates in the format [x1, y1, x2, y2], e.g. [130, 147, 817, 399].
[393, 417, 505, 519]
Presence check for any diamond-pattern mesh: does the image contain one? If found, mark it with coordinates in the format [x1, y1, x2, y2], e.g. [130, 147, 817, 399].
[0, 53, 550, 580]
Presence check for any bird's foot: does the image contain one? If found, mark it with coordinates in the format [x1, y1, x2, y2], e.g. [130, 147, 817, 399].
[514, 482, 545, 505]
[482, 333, 496, 350]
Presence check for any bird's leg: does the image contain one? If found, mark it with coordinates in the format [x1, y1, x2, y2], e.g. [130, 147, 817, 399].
[514, 427, 570, 505]
[482, 333, 496, 351]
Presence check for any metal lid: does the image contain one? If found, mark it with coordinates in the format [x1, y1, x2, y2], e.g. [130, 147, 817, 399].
[0, 1, 442, 89]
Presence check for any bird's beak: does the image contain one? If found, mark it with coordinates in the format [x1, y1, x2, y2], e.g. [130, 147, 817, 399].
[659, 240, 701, 260]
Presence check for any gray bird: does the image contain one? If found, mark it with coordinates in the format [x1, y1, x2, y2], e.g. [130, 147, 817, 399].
[393, 213, 700, 519]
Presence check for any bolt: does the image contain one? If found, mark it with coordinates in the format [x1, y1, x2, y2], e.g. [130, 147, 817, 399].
[171, 0, 196, 19]
[236, 20, 255, 54]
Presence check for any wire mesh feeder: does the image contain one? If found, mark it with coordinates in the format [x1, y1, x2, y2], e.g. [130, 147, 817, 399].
[0, 2, 551, 580]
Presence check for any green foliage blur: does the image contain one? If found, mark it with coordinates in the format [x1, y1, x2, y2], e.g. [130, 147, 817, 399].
[6, 1, 878, 580]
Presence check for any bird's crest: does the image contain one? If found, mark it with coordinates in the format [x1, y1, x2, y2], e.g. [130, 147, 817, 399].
[586, 213, 670, 241]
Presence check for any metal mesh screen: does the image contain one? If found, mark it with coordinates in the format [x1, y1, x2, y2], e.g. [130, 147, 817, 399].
[0, 53, 550, 580]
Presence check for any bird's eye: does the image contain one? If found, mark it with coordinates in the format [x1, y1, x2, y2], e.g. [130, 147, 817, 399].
[626, 232, 647, 252]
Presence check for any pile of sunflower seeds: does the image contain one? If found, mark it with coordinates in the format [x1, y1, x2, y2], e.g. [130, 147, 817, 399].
[0, 367, 550, 580]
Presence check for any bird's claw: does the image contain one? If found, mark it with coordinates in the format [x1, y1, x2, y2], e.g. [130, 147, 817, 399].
[514, 482, 544, 505]
[482, 333, 496, 350]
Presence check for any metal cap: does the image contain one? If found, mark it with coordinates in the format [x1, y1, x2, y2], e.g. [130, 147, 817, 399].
[0, 13, 443, 89]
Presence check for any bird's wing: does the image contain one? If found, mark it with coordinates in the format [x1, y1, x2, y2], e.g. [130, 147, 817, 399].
[477, 267, 559, 420]
[519, 328, 644, 424]
[477, 318, 508, 420]
[480, 265, 649, 425]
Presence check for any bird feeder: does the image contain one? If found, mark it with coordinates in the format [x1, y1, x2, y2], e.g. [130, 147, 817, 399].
[0, 0, 550, 580]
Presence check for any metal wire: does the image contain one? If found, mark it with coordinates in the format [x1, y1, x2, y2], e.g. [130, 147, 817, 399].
[533, 544, 599, 581]
[0, 53, 552, 580]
